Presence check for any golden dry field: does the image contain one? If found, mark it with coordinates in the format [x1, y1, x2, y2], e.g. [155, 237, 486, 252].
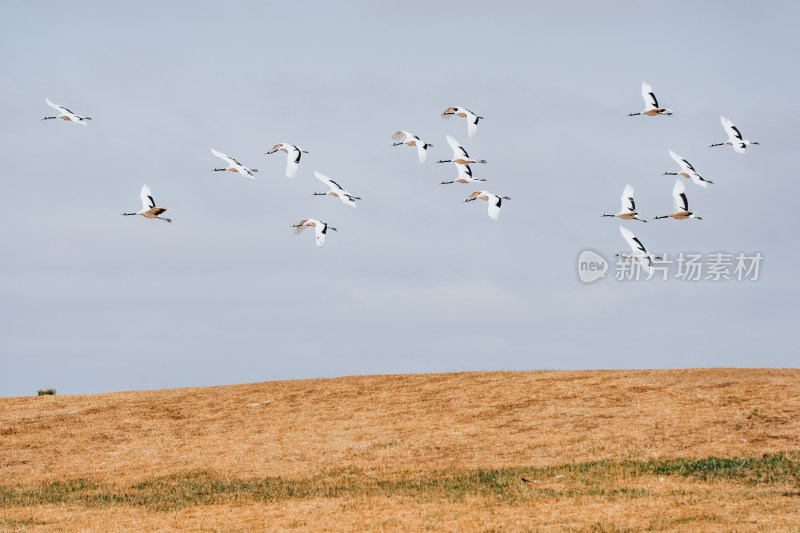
[1, 369, 799, 532]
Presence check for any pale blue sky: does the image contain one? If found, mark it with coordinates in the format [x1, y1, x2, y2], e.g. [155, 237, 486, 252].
[1, 1, 797, 396]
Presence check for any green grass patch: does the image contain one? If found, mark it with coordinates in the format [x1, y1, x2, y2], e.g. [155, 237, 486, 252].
[0, 517, 49, 528]
[1, 452, 797, 512]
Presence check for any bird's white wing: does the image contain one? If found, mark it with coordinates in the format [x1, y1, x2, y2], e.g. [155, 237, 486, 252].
[689, 172, 709, 188]
[446, 135, 468, 159]
[455, 162, 473, 180]
[285, 148, 300, 178]
[619, 225, 646, 255]
[339, 194, 357, 208]
[721, 116, 743, 142]
[641, 81, 658, 110]
[45, 98, 65, 113]
[314, 170, 344, 191]
[672, 179, 688, 211]
[314, 170, 334, 189]
[315, 225, 326, 247]
[416, 142, 428, 163]
[210, 148, 234, 166]
[621, 184, 636, 213]
[668, 149, 693, 172]
[285, 159, 299, 178]
[487, 194, 502, 220]
[467, 116, 478, 139]
[640, 256, 654, 275]
[140, 184, 155, 211]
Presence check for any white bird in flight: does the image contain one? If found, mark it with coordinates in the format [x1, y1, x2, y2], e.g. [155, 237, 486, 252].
[710, 116, 759, 154]
[391, 131, 433, 163]
[441, 106, 483, 139]
[313, 171, 360, 207]
[602, 184, 646, 222]
[121, 184, 172, 223]
[440, 162, 486, 185]
[291, 218, 336, 248]
[464, 191, 510, 220]
[664, 149, 713, 187]
[628, 81, 673, 116]
[653, 179, 702, 221]
[436, 135, 487, 165]
[616, 226, 660, 275]
[210, 148, 258, 179]
[42, 98, 91, 125]
[266, 143, 308, 178]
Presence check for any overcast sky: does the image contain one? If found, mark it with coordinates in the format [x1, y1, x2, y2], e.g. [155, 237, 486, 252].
[1, 1, 797, 397]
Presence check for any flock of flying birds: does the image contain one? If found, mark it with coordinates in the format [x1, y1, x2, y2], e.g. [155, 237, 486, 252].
[43, 85, 758, 253]
[41, 99, 507, 248]
[393, 106, 511, 222]
[607, 81, 760, 273]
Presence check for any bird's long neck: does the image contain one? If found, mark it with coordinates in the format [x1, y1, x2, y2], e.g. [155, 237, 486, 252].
[627, 113, 640, 117]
